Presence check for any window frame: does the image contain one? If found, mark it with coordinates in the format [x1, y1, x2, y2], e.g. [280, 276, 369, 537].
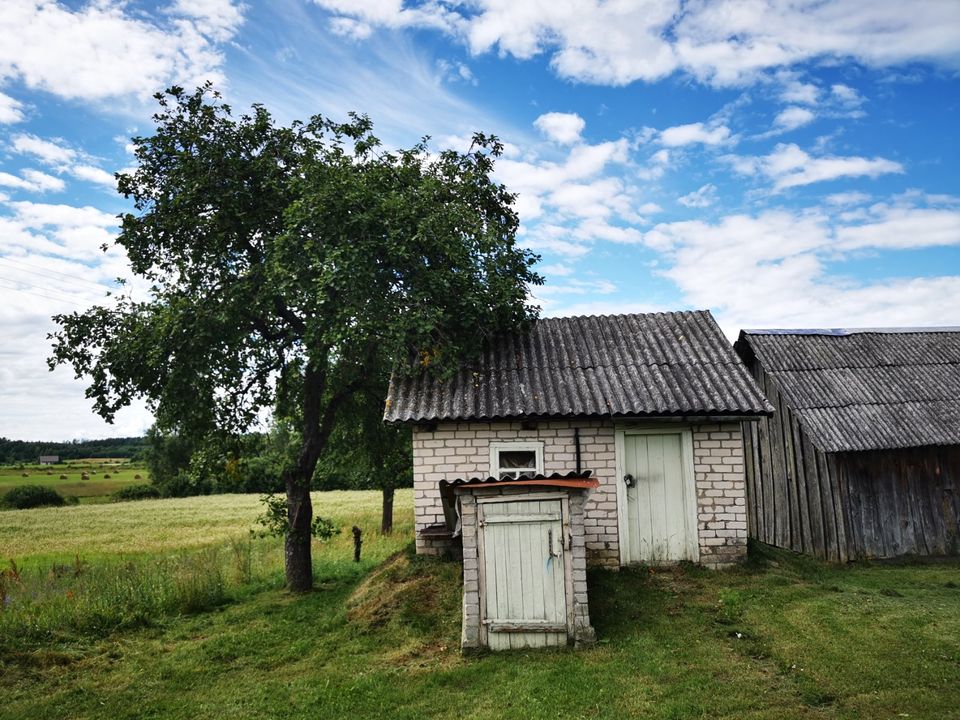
[489, 440, 545, 479]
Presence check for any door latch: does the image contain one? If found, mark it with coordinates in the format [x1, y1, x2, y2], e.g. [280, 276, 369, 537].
[623, 473, 635, 488]
[547, 528, 560, 558]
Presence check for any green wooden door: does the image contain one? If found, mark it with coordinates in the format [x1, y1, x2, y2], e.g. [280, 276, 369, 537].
[622, 433, 697, 564]
[480, 499, 567, 650]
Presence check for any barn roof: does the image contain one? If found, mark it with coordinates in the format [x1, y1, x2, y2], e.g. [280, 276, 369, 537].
[385, 310, 773, 423]
[736, 328, 960, 453]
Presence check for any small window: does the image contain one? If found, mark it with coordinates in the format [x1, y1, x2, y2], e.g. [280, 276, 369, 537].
[490, 441, 544, 479]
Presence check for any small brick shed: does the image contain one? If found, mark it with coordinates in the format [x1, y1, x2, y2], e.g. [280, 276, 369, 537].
[386, 311, 773, 570]
[445, 473, 598, 650]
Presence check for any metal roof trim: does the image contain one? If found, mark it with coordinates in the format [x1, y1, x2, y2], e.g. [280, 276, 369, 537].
[742, 327, 960, 336]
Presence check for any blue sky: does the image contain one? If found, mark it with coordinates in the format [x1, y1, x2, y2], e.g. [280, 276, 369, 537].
[1, 0, 959, 440]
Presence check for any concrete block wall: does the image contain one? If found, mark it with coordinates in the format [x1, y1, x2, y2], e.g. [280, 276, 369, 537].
[413, 419, 748, 569]
[693, 423, 749, 568]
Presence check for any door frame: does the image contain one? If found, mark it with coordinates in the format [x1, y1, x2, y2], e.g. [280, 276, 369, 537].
[614, 424, 699, 565]
[476, 493, 573, 647]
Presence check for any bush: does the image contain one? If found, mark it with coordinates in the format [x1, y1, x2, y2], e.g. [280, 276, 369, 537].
[111, 484, 161, 502]
[2, 485, 66, 509]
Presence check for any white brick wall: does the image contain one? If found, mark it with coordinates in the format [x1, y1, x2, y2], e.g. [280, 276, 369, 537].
[414, 419, 748, 568]
[692, 424, 749, 568]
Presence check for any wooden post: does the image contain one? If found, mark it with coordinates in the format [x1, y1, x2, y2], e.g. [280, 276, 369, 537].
[352, 526, 362, 562]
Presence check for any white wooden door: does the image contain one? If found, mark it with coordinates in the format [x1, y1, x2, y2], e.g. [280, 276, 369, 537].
[479, 499, 568, 650]
[622, 432, 698, 564]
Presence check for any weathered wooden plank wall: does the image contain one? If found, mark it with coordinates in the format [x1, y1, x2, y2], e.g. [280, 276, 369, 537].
[742, 365, 850, 562]
[838, 446, 960, 558]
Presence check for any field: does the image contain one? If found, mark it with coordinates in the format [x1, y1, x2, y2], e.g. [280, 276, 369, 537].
[1, 490, 958, 720]
[0, 458, 147, 504]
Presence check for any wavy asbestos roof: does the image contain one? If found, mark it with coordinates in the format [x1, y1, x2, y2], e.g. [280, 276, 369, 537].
[384, 311, 773, 423]
[736, 328, 960, 453]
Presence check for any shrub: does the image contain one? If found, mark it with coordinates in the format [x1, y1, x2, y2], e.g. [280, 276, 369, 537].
[3, 485, 66, 510]
[111, 484, 161, 502]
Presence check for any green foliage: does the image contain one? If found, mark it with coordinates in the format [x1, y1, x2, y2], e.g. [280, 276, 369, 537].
[144, 425, 292, 497]
[111, 484, 161, 502]
[315, 390, 412, 492]
[2, 485, 65, 509]
[143, 425, 195, 494]
[252, 493, 340, 541]
[48, 84, 540, 587]
[0, 437, 146, 464]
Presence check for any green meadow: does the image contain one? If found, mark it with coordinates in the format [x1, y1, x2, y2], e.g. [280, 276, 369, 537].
[1, 489, 957, 720]
[0, 458, 147, 504]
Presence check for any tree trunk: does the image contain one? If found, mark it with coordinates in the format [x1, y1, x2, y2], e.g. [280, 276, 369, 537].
[285, 477, 313, 592]
[381, 485, 395, 535]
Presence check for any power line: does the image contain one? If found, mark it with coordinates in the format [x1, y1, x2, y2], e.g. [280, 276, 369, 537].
[0, 278, 96, 307]
[0, 256, 111, 290]
[0, 272, 103, 300]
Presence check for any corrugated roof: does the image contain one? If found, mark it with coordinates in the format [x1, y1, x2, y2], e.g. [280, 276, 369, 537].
[439, 470, 599, 490]
[737, 328, 960, 453]
[385, 311, 773, 422]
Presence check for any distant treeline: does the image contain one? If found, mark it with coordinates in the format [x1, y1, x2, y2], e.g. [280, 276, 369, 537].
[0, 437, 147, 464]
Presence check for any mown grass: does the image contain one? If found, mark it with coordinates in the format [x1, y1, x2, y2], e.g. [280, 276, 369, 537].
[0, 459, 147, 503]
[1, 492, 958, 720]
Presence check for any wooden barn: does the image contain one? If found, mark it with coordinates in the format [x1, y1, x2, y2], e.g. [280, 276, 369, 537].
[735, 328, 960, 561]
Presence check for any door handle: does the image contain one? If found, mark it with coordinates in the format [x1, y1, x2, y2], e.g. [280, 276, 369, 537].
[623, 473, 635, 488]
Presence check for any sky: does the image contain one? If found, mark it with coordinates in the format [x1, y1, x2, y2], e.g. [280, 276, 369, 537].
[1, 0, 959, 441]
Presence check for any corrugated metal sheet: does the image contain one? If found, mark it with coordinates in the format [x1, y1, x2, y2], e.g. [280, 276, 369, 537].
[385, 311, 773, 422]
[738, 328, 960, 453]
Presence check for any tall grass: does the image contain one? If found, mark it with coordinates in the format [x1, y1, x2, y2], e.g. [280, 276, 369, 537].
[0, 539, 283, 649]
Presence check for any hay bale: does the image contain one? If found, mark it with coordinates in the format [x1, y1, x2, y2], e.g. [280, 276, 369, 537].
[103, 473, 111, 479]
[134, 474, 142, 480]
[21, 472, 29, 477]
[59, 474, 68, 480]
[81, 473, 89, 480]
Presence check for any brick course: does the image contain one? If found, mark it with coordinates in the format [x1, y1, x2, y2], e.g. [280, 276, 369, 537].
[414, 419, 748, 568]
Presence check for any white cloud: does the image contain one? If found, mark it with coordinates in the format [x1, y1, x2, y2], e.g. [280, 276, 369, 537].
[168, 0, 245, 42]
[678, 183, 717, 208]
[315, 0, 960, 87]
[539, 263, 574, 278]
[70, 164, 117, 189]
[779, 78, 819, 105]
[659, 122, 731, 147]
[436, 58, 477, 85]
[0, 91, 25, 123]
[10, 134, 117, 190]
[328, 16, 373, 39]
[774, 106, 816, 132]
[831, 83, 864, 107]
[0, 169, 65, 193]
[534, 112, 586, 145]
[642, 195, 960, 334]
[11, 133, 76, 165]
[0, 0, 243, 103]
[727, 143, 904, 190]
[825, 191, 872, 206]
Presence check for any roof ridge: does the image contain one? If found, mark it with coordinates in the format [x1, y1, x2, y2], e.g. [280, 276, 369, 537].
[537, 309, 710, 322]
[743, 326, 960, 336]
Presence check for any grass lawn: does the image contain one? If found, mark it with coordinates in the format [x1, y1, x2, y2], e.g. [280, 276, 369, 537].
[1, 490, 958, 720]
[0, 459, 147, 504]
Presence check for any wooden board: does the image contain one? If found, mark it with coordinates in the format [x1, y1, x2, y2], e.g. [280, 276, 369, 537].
[480, 499, 567, 650]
